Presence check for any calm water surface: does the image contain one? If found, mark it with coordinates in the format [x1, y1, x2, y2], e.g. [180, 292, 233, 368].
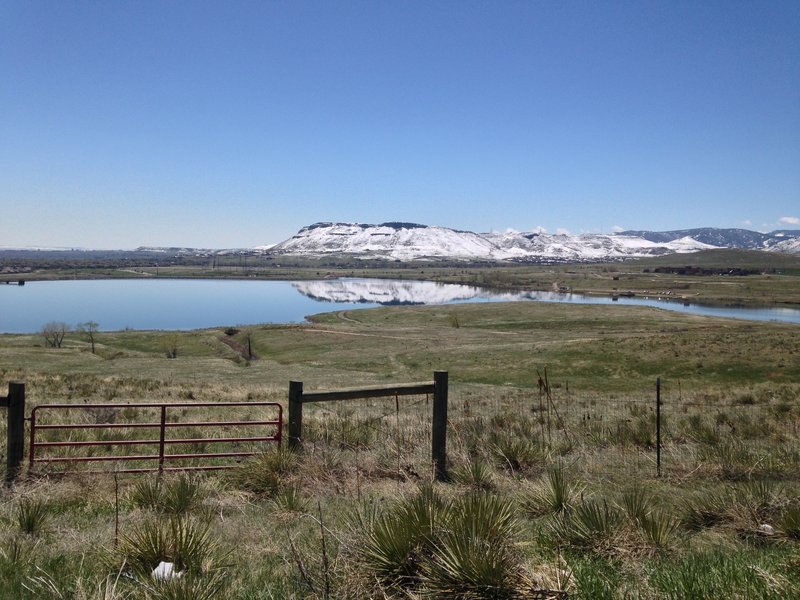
[1, 278, 797, 333]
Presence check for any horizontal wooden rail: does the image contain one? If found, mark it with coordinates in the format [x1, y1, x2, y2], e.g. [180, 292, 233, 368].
[288, 371, 449, 480]
[301, 383, 435, 403]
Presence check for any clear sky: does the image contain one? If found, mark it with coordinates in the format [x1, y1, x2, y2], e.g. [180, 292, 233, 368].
[2, 1, 798, 249]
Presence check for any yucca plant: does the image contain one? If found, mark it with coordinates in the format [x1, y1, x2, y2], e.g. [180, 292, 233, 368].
[733, 479, 785, 525]
[227, 447, 298, 497]
[356, 485, 449, 588]
[780, 503, 800, 540]
[163, 474, 205, 515]
[16, 497, 50, 536]
[271, 485, 307, 513]
[130, 477, 163, 511]
[452, 460, 495, 491]
[420, 533, 522, 598]
[0, 534, 38, 589]
[117, 516, 228, 580]
[421, 493, 525, 598]
[638, 509, 680, 548]
[619, 485, 656, 523]
[450, 493, 520, 544]
[549, 498, 623, 549]
[491, 436, 540, 474]
[524, 463, 577, 517]
[680, 489, 732, 531]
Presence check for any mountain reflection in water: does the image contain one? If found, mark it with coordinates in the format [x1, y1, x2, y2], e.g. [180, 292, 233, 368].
[292, 278, 800, 325]
[292, 279, 490, 305]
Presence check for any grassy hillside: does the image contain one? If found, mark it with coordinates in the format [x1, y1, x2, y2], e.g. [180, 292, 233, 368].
[0, 302, 799, 598]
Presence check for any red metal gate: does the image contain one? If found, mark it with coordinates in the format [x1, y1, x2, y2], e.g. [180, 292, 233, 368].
[29, 401, 282, 474]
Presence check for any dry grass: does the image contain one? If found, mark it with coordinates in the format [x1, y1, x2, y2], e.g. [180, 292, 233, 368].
[0, 301, 798, 597]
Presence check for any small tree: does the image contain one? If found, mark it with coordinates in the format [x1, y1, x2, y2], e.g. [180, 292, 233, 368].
[76, 321, 100, 353]
[41, 321, 69, 348]
[162, 334, 179, 359]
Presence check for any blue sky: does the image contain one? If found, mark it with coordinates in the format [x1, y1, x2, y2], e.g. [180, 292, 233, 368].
[2, 1, 798, 248]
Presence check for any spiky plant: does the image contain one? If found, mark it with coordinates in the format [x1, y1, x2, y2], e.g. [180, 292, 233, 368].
[16, 497, 50, 536]
[227, 447, 298, 497]
[420, 533, 522, 598]
[356, 485, 449, 588]
[449, 493, 520, 544]
[163, 474, 205, 515]
[680, 489, 732, 531]
[117, 516, 228, 580]
[421, 493, 525, 598]
[548, 498, 623, 549]
[452, 461, 495, 491]
[638, 509, 680, 548]
[491, 437, 540, 474]
[780, 503, 800, 540]
[271, 485, 307, 513]
[524, 463, 576, 517]
[130, 477, 163, 511]
[619, 485, 656, 523]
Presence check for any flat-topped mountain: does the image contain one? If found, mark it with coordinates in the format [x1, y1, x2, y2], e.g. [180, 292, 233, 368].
[269, 222, 800, 262]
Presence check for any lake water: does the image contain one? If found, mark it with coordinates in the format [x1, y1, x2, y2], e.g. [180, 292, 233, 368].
[1, 278, 798, 333]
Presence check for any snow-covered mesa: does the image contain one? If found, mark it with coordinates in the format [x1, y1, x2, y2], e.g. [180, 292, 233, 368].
[271, 222, 719, 262]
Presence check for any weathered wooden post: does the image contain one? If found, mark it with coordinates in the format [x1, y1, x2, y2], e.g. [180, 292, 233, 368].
[432, 370, 449, 481]
[2, 381, 26, 484]
[288, 380, 303, 451]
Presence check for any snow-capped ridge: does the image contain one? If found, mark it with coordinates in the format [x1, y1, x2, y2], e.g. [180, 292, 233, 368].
[267, 222, 800, 261]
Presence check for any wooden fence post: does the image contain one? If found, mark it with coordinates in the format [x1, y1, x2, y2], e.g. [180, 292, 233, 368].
[3, 382, 25, 484]
[288, 380, 303, 451]
[432, 370, 449, 481]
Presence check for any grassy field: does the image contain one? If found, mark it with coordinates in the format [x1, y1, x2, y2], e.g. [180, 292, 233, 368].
[1, 301, 799, 598]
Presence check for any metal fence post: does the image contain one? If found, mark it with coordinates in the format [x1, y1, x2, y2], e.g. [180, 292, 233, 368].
[158, 405, 167, 475]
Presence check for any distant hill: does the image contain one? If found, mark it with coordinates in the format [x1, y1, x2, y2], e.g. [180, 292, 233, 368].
[3, 224, 799, 266]
[268, 222, 800, 262]
[619, 227, 800, 251]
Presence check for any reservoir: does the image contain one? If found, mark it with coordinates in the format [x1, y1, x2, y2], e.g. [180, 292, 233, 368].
[1, 278, 798, 333]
